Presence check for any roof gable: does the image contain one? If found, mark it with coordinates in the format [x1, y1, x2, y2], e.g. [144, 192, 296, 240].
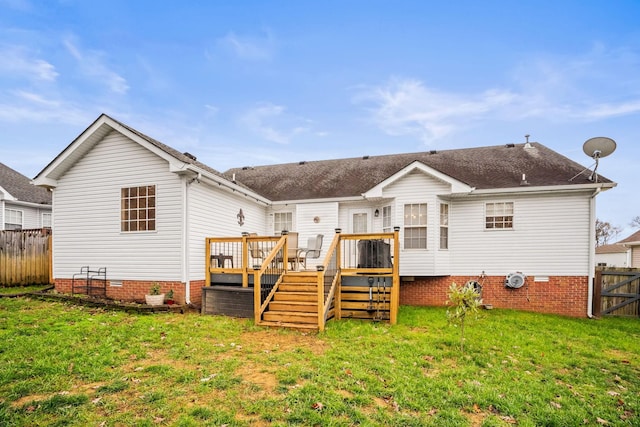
[33, 114, 229, 188]
[619, 230, 640, 245]
[363, 160, 474, 199]
[0, 162, 51, 205]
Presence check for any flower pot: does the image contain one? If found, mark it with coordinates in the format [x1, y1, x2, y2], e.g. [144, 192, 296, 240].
[145, 294, 165, 306]
[166, 300, 175, 305]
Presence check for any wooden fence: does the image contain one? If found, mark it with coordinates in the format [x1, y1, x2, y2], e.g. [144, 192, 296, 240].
[0, 230, 52, 286]
[593, 267, 640, 317]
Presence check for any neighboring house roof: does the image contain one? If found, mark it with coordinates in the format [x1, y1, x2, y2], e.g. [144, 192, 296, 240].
[618, 230, 640, 246]
[225, 143, 615, 201]
[0, 162, 51, 205]
[595, 243, 628, 254]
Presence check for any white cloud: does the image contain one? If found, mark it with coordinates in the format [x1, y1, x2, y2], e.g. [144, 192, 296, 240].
[354, 78, 517, 142]
[217, 30, 275, 61]
[0, 45, 58, 81]
[355, 45, 640, 143]
[63, 36, 129, 94]
[239, 102, 311, 144]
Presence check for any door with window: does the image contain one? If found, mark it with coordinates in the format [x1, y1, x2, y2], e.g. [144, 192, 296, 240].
[350, 209, 370, 234]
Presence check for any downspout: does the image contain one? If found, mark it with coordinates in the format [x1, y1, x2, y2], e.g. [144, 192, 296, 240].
[587, 187, 601, 318]
[183, 176, 191, 305]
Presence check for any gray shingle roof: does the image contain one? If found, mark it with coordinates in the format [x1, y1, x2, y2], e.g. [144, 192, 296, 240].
[224, 143, 611, 201]
[0, 162, 52, 204]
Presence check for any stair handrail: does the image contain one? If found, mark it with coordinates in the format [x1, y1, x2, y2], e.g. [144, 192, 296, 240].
[251, 234, 288, 324]
[315, 229, 342, 330]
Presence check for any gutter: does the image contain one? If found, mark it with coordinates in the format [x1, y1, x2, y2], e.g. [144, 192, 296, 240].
[183, 175, 192, 305]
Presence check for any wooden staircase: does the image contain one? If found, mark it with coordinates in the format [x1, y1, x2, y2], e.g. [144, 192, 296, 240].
[260, 271, 320, 330]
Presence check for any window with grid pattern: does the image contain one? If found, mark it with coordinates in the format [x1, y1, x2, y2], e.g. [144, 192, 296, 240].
[485, 202, 513, 229]
[121, 185, 156, 232]
[440, 203, 449, 249]
[404, 203, 427, 249]
[273, 212, 293, 234]
[382, 206, 392, 232]
[5, 209, 23, 230]
[42, 212, 52, 228]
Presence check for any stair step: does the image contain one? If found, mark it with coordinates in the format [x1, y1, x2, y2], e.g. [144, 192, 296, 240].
[273, 291, 316, 302]
[263, 310, 317, 324]
[269, 301, 317, 312]
[279, 283, 317, 292]
[282, 274, 318, 284]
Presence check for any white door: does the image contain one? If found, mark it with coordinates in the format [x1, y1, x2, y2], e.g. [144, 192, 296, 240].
[351, 209, 370, 234]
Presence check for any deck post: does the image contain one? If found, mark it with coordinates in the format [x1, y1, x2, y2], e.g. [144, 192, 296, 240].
[205, 238, 211, 287]
[335, 228, 342, 320]
[241, 232, 249, 287]
[317, 265, 325, 331]
[390, 227, 400, 325]
[253, 269, 261, 325]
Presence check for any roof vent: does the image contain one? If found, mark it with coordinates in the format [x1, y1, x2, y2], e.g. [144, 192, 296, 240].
[183, 152, 197, 161]
[299, 161, 306, 165]
[429, 150, 437, 155]
[524, 134, 533, 149]
[241, 166, 252, 170]
[505, 143, 515, 148]
[363, 155, 370, 160]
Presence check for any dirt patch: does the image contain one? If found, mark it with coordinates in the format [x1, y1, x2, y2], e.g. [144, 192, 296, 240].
[236, 361, 279, 394]
[239, 329, 327, 355]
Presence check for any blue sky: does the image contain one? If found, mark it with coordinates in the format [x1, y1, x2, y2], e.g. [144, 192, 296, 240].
[1, 0, 639, 237]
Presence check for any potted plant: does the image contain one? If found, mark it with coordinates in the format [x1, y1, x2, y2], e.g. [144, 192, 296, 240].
[145, 283, 165, 306]
[165, 289, 175, 305]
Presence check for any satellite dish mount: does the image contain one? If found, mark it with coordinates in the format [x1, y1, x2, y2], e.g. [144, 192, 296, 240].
[572, 137, 617, 183]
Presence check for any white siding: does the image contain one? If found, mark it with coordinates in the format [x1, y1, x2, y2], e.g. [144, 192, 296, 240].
[595, 252, 628, 268]
[294, 202, 339, 269]
[449, 192, 592, 276]
[381, 170, 451, 276]
[187, 180, 267, 278]
[53, 131, 184, 280]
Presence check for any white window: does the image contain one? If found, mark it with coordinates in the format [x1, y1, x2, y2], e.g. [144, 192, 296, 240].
[404, 203, 427, 249]
[382, 206, 392, 232]
[273, 212, 293, 234]
[42, 212, 52, 228]
[121, 185, 156, 232]
[485, 202, 514, 229]
[440, 203, 449, 250]
[5, 209, 23, 230]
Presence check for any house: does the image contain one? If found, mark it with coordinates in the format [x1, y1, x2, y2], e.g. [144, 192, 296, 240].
[33, 114, 616, 318]
[0, 162, 52, 231]
[595, 243, 629, 268]
[617, 230, 640, 267]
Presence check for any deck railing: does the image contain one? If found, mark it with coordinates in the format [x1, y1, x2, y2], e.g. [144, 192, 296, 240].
[205, 228, 400, 329]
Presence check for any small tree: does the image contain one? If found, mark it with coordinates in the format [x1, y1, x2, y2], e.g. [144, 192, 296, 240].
[446, 282, 482, 353]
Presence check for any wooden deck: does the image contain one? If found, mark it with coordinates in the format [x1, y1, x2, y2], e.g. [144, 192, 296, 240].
[204, 229, 400, 330]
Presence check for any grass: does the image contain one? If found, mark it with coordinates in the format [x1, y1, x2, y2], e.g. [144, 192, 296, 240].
[0, 297, 638, 426]
[0, 285, 52, 295]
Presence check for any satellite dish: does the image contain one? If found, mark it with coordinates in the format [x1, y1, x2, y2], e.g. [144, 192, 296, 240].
[581, 137, 617, 182]
[583, 137, 616, 159]
[505, 272, 526, 289]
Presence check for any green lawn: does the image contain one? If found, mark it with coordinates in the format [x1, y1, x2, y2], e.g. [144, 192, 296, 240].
[0, 297, 638, 426]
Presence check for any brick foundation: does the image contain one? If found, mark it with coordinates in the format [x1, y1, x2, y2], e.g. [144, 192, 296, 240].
[54, 278, 205, 307]
[399, 275, 589, 318]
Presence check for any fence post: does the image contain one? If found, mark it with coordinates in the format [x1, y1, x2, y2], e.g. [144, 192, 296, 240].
[592, 269, 602, 317]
